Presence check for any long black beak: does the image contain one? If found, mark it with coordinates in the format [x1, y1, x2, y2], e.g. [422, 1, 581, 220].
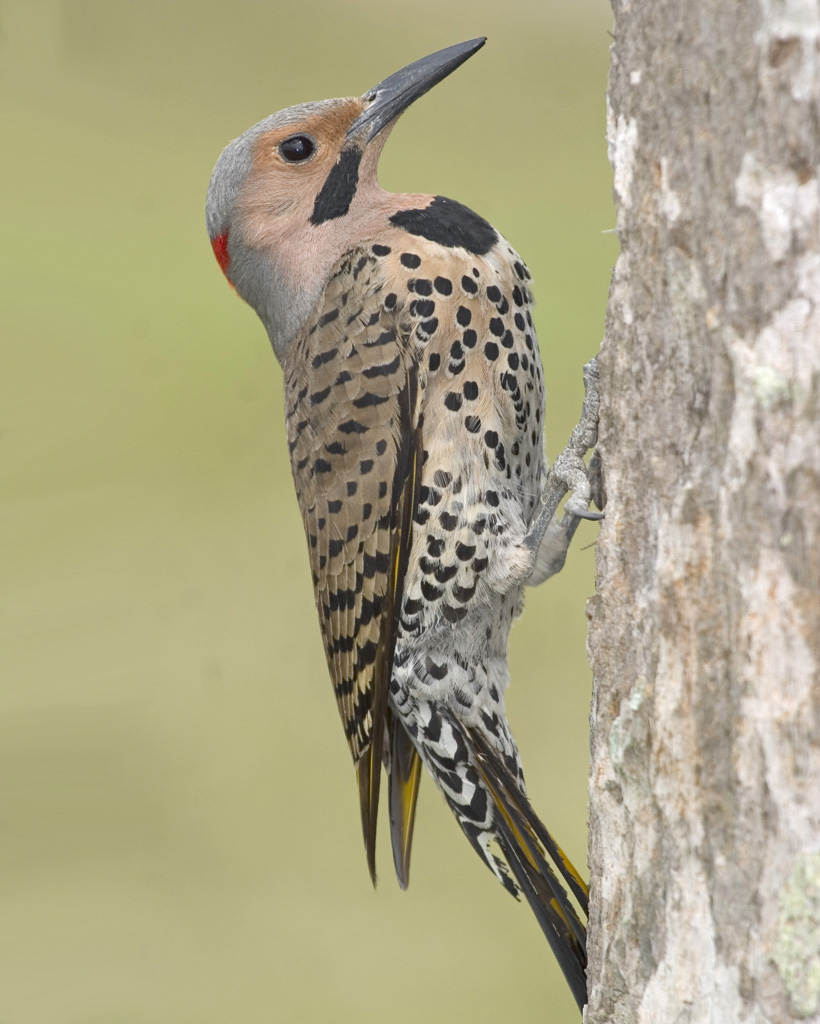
[347, 37, 486, 142]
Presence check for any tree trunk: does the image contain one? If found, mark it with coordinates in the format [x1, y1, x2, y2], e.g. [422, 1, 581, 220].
[586, 2, 820, 1022]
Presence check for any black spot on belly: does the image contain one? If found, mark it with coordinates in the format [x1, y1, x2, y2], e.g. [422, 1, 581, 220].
[390, 196, 498, 256]
[427, 536, 445, 557]
[435, 564, 458, 584]
[442, 604, 468, 623]
[310, 148, 362, 224]
[425, 657, 448, 681]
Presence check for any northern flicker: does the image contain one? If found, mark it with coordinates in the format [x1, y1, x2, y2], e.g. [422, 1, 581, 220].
[206, 38, 599, 1011]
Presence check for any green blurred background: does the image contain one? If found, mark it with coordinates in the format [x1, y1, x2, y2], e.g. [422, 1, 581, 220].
[2, 1, 615, 1021]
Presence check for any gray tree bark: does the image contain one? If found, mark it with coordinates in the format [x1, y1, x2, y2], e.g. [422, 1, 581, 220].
[586, 2, 820, 1022]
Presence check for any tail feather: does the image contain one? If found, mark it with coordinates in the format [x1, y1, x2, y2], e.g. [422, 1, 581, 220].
[387, 711, 423, 889]
[356, 745, 381, 886]
[469, 725, 589, 916]
[473, 748, 587, 951]
[494, 813, 588, 1011]
[395, 705, 588, 1011]
[468, 725, 588, 1011]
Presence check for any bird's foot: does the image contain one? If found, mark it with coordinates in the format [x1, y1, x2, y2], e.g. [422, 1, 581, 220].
[523, 357, 603, 586]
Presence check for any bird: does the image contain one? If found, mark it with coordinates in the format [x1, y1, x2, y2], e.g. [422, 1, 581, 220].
[206, 38, 590, 1010]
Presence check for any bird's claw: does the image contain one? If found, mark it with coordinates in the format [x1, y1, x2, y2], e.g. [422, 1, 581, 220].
[523, 357, 603, 585]
[567, 503, 604, 522]
[546, 356, 603, 519]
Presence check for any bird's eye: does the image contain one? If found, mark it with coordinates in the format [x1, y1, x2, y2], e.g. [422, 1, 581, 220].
[279, 135, 316, 162]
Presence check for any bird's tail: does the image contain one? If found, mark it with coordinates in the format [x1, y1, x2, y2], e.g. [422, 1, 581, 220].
[466, 724, 588, 1012]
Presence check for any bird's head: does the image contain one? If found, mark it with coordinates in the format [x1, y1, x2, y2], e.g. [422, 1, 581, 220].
[205, 38, 485, 360]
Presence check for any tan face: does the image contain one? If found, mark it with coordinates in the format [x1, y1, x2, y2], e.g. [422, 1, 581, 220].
[206, 94, 407, 357]
[235, 98, 367, 239]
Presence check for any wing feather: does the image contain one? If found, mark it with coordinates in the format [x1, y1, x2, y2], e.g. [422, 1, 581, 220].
[283, 248, 420, 882]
